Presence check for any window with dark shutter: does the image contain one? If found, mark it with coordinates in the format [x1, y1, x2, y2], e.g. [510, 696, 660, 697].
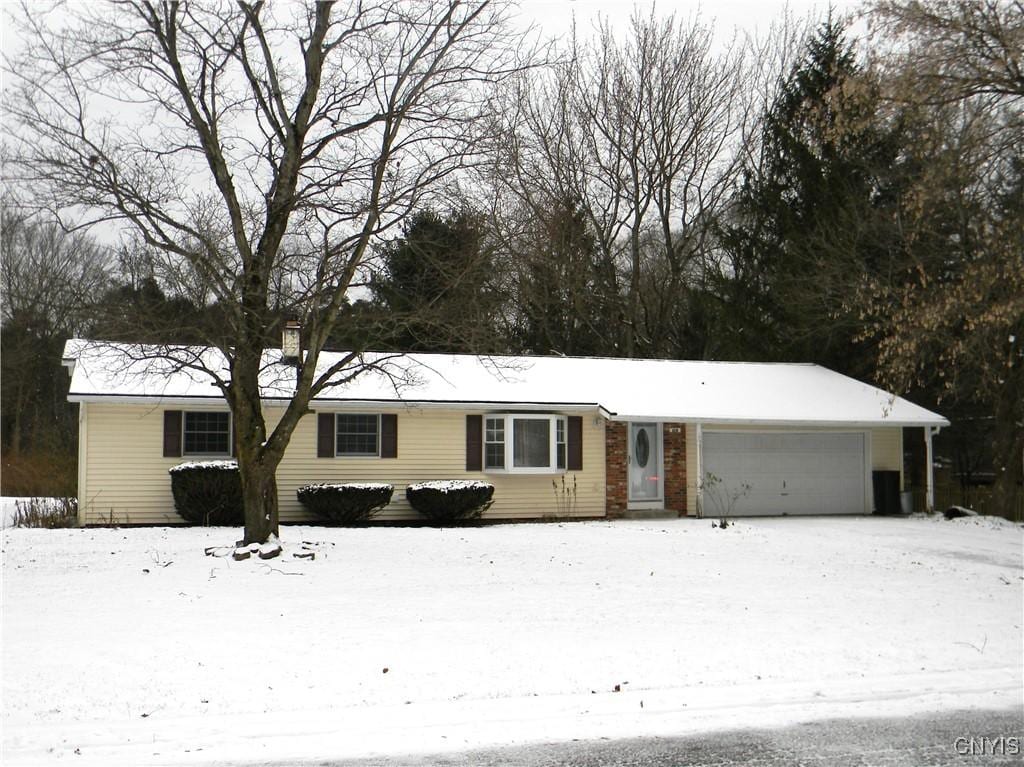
[380, 414, 397, 458]
[163, 410, 183, 457]
[317, 413, 335, 457]
[466, 414, 482, 471]
[567, 415, 583, 471]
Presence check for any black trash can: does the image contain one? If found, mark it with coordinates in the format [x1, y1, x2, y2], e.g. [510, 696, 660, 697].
[872, 470, 901, 514]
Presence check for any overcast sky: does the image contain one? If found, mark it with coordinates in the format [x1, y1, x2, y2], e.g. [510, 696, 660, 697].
[1, 1, 862, 56]
[0, 0, 863, 246]
[516, 0, 861, 41]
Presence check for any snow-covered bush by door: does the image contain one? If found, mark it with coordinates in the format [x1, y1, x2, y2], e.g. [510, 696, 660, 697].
[168, 461, 243, 526]
[296, 483, 394, 525]
[405, 480, 494, 524]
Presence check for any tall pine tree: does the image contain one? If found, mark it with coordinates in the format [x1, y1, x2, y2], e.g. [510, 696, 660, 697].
[367, 209, 499, 353]
[719, 18, 905, 378]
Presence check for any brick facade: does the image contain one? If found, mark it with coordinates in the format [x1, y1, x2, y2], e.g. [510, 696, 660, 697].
[605, 420, 688, 517]
[663, 424, 687, 516]
[605, 421, 628, 517]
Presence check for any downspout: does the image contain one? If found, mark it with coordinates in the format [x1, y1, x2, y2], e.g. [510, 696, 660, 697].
[77, 402, 87, 527]
[695, 423, 704, 518]
[925, 425, 941, 513]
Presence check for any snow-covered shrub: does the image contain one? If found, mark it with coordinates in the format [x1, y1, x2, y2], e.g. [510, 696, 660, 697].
[168, 461, 243, 526]
[405, 480, 494, 524]
[296, 483, 393, 525]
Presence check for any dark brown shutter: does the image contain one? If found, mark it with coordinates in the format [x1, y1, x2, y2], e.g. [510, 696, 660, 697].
[380, 414, 397, 458]
[567, 415, 583, 471]
[466, 414, 482, 471]
[163, 410, 183, 457]
[317, 413, 335, 458]
[230, 415, 237, 457]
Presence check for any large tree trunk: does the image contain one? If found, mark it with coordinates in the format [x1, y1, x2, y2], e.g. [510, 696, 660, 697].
[239, 457, 281, 545]
[232, 343, 282, 545]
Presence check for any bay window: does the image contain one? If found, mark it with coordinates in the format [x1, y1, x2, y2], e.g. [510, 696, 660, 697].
[484, 414, 567, 473]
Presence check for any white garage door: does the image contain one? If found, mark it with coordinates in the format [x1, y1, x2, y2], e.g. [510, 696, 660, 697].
[702, 432, 867, 516]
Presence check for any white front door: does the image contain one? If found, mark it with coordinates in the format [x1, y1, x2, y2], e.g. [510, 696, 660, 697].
[628, 422, 663, 505]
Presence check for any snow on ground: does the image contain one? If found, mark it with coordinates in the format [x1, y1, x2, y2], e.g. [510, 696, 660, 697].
[2, 515, 1021, 766]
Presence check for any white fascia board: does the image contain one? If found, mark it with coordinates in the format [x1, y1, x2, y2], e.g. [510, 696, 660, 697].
[307, 400, 612, 416]
[607, 414, 950, 428]
[67, 394, 229, 407]
[66, 393, 612, 417]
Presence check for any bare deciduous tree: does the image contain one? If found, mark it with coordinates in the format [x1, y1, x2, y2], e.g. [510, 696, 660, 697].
[867, 0, 1024, 102]
[1, 203, 111, 335]
[4, 0, 532, 546]
[1, 201, 112, 459]
[860, 0, 1024, 514]
[490, 9, 748, 357]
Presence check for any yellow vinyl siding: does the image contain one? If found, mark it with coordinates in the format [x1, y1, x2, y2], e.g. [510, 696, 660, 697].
[81, 403, 188, 525]
[277, 408, 605, 522]
[79, 404, 606, 525]
[870, 427, 904, 489]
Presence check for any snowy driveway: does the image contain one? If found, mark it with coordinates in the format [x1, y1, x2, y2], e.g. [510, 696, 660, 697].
[311, 708, 1024, 767]
[2, 515, 1021, 766]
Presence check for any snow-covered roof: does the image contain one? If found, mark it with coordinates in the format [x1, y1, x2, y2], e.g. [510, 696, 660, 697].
[62, 339, 948, 427]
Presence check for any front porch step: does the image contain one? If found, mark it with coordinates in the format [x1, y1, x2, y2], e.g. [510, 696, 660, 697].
[620, 509, 679, 520]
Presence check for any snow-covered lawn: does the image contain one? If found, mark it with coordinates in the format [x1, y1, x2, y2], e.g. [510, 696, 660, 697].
[2, 515, 1021, 766]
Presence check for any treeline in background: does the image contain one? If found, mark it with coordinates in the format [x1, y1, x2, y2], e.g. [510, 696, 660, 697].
[2, 2, 1020, 514]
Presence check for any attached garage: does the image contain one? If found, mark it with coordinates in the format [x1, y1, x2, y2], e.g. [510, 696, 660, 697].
[702, 431, 868, 516]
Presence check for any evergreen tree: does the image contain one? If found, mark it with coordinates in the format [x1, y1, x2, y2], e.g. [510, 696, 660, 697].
[368, 209, 499, 353]
[87, 277, 209, 344]
[511, 198, 621, 357]
[719, 18, 905, 377]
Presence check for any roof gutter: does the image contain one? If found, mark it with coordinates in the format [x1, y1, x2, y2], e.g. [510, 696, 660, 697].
[65, 392, 946, 427]
[65, 393, 615, 418]
[608, 414, 950, 428]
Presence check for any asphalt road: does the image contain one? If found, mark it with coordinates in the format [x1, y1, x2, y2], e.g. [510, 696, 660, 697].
[286, 708, 1024, 767]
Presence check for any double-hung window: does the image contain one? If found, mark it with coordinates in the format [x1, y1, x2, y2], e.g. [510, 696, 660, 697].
[183, 411, 231, 456]
[335, 414, 380, 456]
[483, 414, 567, 473]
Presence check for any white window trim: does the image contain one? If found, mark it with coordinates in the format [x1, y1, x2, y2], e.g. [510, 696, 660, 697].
[182, 410, 233, 458]
[334, 413, 381, 458]
[484, 413, 567, 474]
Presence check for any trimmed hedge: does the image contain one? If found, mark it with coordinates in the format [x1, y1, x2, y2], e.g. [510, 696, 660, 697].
[406, 480, 494, 524]
[168, 461, 244, 526]
[297, 483, 394, 525]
